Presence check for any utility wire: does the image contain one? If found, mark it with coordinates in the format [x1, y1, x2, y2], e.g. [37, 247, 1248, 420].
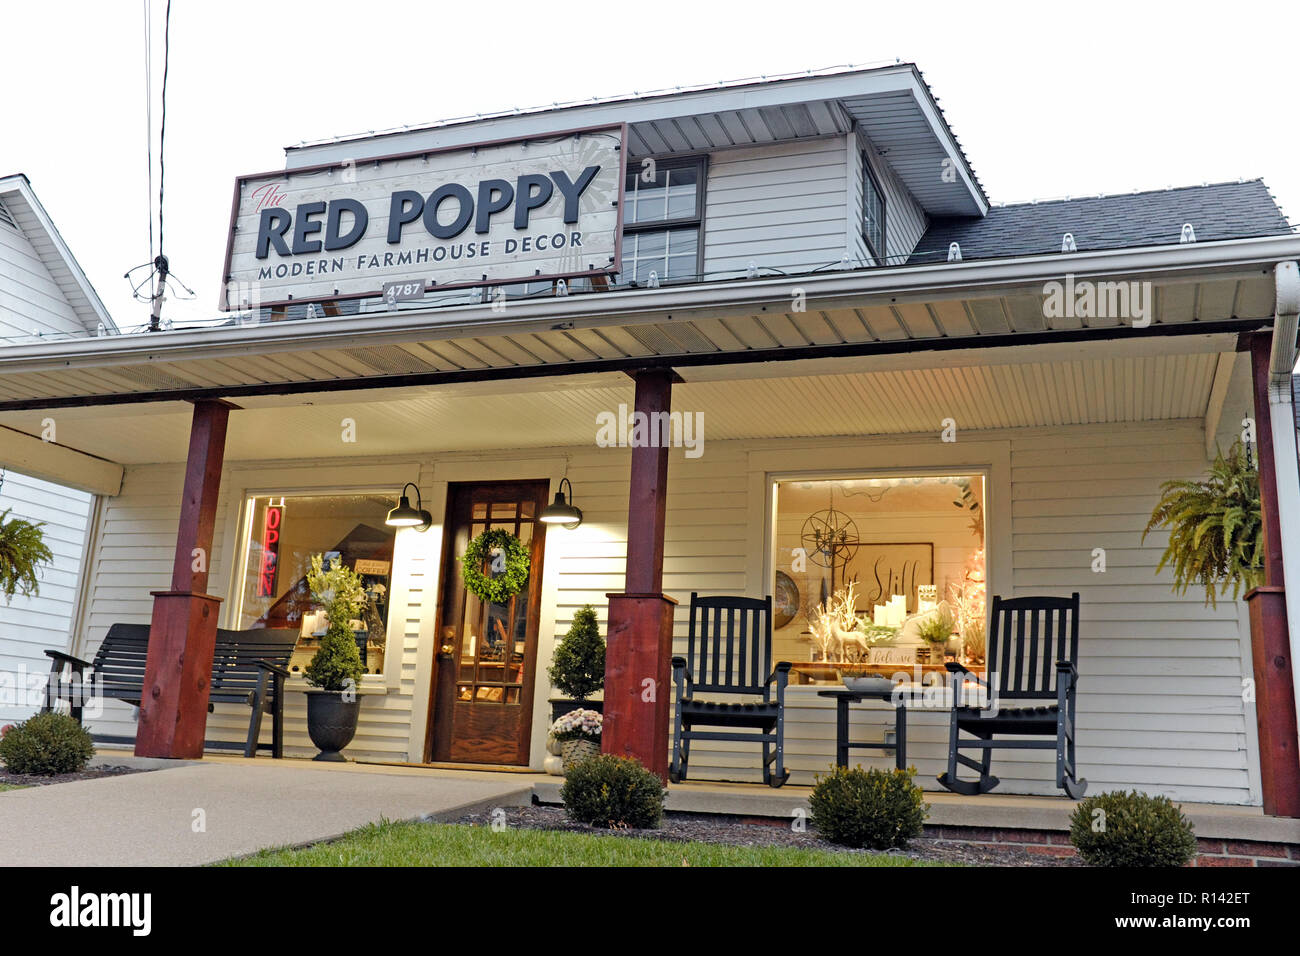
[143, 0, 153, 289]
[157, 0, 171, 263]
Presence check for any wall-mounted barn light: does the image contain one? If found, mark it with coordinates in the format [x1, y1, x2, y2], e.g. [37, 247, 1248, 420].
[539, 477, 582, 529]
[385, 482, 432, 531]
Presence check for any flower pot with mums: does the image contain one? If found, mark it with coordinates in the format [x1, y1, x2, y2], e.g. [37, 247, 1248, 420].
[550, 708, 602, 772]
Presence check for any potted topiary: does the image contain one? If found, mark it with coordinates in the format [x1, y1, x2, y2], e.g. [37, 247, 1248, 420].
[547, 604, 605, 723]
[303, 554, 367, 761]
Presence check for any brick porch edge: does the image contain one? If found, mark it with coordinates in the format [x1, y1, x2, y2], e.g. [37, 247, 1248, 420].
[922, 824, 1300, 867]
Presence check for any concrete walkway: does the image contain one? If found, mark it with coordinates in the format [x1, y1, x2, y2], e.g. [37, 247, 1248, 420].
[0, 756, 533, 866]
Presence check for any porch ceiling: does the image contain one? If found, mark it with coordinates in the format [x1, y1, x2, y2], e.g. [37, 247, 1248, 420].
[0, 335, 1238, 467]
[0, 255, 1280, 412]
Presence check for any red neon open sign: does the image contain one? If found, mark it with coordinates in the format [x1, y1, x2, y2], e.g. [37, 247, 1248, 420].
[257, 503, 283, 597]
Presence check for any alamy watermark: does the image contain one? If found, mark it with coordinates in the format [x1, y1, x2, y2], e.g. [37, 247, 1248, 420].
[595, 403, 704, 458]
[1043, 274, 1153, 328]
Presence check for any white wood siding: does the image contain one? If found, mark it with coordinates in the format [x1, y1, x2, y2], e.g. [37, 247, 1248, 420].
[0, 214, 85, 339]
[852, 128, 929, 265]
[702, 138, 851, 278]
[0, 470, 92, 722]
[77, 421, 1257, 804]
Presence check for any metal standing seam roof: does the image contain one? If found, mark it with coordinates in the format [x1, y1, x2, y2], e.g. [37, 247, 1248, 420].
[910, 180, 1294, 263]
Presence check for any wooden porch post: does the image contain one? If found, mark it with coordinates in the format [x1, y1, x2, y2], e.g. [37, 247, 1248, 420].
[135, 400, 232, 758]
[1243, 331, 1300, 816]
[604, 369, 678, 780]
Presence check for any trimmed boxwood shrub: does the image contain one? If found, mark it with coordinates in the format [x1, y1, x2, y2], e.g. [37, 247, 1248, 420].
[809, 766, 928, 849]
[1069, 790, 1197, 867]
[561, 754, 665, 829]
[0, 712, 95, 775]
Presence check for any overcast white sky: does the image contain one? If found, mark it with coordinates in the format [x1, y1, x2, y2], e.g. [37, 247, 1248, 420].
[3, 0, 1298, 331]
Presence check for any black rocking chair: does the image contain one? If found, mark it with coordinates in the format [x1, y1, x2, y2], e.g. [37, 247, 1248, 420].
[670, 593, 792, 788]
[938, 592, 1087, 798]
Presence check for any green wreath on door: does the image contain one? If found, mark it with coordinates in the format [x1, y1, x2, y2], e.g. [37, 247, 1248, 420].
[461, 528, 531, 604]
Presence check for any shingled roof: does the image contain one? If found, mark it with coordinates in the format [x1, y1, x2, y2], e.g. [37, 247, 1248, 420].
[909, 179, 1292, 264]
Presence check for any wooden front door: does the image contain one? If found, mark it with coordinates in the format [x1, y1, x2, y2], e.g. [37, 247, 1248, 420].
[427, 480, 549, 765]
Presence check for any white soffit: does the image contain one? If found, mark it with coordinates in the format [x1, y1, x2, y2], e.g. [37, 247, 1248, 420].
[0, 343, 1232, 467]
[0, 268, 1273, 408]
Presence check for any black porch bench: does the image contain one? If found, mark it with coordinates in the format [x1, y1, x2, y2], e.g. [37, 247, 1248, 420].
[42, 623, 298, 758]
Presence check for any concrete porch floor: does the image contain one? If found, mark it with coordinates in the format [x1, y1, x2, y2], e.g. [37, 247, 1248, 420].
[4, 749, 1297, 865]
[528, 778, 1300, 845]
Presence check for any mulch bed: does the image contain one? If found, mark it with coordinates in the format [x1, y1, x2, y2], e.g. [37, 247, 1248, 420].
[0, 765, 146, 788]
[453, 804, 1082, 866]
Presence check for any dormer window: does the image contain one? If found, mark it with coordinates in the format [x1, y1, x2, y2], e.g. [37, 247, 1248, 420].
[861, 152, 885, 262]
[620, 155, 706, 285]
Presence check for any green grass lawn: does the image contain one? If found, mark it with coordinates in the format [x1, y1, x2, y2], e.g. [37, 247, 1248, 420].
[220, 820, 943, 867]
[0, 784, 28, 793]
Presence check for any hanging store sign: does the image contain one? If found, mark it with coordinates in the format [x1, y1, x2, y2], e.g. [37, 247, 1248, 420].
[220, 124, 626, 310]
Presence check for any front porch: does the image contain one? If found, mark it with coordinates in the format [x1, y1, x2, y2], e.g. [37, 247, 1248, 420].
[5, 248, 1299, 815]
[9, 749, 1295, 866]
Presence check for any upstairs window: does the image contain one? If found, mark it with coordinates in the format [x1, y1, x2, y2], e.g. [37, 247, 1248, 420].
[862, 153, 886, 262]
[621, 155, 705, 285]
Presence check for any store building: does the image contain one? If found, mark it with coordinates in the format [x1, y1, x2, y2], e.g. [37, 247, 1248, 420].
[0, 174, 112, 722]
[1, 65, 1298, 812]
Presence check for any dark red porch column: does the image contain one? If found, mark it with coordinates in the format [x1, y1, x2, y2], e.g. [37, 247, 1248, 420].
[1243, 331, 1300, 816]
[135, 400, 231, 758]
[604, 369, 678, 780]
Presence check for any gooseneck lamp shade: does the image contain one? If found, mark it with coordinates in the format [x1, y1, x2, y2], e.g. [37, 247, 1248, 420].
[386, 482, 432, 531]
[540, 477, 582, 529]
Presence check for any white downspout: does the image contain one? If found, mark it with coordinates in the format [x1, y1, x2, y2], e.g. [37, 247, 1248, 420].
[1267, 260, 1300, 744]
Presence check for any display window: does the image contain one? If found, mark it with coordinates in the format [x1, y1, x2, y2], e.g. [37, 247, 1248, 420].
[234, 493, 396, 677]
[771, 474, 987, 684]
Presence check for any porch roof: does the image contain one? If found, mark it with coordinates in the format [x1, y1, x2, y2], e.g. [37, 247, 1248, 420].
[0, 331, 1249, 480]
[0, 234, 1294, 417]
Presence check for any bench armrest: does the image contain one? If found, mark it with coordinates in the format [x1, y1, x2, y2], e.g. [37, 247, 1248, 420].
[255, 659, 291, 679]
[1055, 660, 1078, 680]
[45, 649, 91, 669]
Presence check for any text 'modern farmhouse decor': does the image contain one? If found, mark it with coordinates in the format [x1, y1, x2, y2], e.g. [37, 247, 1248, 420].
[221, 125, 626, 309]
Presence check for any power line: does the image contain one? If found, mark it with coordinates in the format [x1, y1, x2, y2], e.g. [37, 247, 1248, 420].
[143, 0, 153, 285]
[157, 0, 171, 263]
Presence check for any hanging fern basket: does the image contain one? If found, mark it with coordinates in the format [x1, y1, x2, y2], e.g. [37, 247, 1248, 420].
[462, 528, 531, 604]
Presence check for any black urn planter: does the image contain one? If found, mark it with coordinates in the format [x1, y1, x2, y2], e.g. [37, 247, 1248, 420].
[306, 690, 361, 762]
[550, 698, 603, 724]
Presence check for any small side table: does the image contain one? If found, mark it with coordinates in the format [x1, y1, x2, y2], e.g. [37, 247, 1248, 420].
[817, 688, 907, 770]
